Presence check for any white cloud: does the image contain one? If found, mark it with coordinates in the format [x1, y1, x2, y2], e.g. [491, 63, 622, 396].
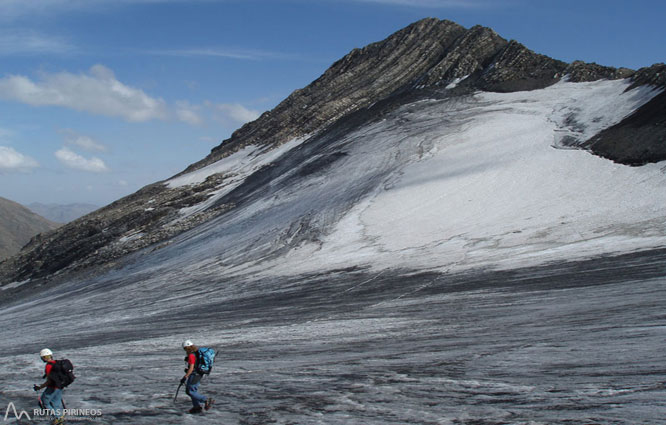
[0, 65, 254, 127]
[0, 0, 218, 21]
[150, 47, 295, 61]
[0, 146, 39, 172]
[175, 101, 204, 126]
[60, 129, 108, 152]
[0, 30, 75, 55]
[0, 65, 168, 122]
[173, 100, 261, 127]
[0, 0, 69, 20]
[55, 147, 109, 173]
[199, 136, 218, 143]
[214, 103, 261, 125]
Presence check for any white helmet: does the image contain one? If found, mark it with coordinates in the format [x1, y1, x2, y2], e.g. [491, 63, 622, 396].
[40, 348, 53, 357]
[182, 340, 194, 348]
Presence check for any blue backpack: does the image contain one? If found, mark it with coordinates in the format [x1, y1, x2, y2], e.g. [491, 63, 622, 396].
[195, 347, 216, 375]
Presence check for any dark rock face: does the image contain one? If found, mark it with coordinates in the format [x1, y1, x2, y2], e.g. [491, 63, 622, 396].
[582, 77, 666, 165]
[1, 18, 663, 284]
[474, 40, 567, 92]
[564, 60, 634, 82]
[628, 63, 666, 89]
[420, 25, 509, 86]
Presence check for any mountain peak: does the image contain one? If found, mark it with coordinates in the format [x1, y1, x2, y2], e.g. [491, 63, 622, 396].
[182, 19, 634, 175]
[2, 18, 663, 284]
[180, 18, 469, 174]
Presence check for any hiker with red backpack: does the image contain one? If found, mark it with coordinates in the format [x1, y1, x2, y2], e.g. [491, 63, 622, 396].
[180, 340, 215, 414]
[34, 348, 75, 425]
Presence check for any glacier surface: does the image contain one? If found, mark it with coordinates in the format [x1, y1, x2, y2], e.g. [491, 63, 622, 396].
[1, 79, 665, 424]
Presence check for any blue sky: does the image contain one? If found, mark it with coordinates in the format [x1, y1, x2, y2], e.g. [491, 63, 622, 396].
[0, 0, 664, 206]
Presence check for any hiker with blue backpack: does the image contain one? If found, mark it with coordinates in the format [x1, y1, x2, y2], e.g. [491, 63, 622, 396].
[180, 340, 215, 414]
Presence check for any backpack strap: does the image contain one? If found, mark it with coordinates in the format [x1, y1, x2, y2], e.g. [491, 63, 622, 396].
[193, 349, 201, 373]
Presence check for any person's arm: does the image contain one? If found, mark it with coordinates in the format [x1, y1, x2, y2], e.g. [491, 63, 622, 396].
[184, 363, 195, 379]
[181, 355, 195, 383]
[34, 369, 52, 391]
[34, 379, 50, 390]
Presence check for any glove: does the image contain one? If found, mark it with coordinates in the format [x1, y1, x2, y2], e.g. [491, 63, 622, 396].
[33, 384, 40, 392]
[180, 376, 187, 385]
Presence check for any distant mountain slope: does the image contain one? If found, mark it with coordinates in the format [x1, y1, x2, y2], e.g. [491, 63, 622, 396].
[28, 203, 100, 224]
[0, 197, 60, 261]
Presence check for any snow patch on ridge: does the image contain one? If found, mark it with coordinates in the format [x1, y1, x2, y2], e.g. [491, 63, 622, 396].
[167, 137, 309, 189]
[166, 136, 309, 219]
[446, 75, 468, 89]
[0, 279, 30, 291]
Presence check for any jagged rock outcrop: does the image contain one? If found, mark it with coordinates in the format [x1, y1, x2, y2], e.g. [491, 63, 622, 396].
[419, 24, 509, 86]
[1, 18, 663, 284]
[565, 60, 634, 82]
[471, 40, 567, 92]
[628, 63, 666, 89]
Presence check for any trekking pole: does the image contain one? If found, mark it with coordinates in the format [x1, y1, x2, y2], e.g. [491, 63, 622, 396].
[173, 382, 184, 403]
[35, 385, 44, 409]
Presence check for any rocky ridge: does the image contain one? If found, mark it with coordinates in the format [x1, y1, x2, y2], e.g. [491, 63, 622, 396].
[1, 18, 664, 284]
[1, 176, 234, 281]
[181, 19, 638, 175]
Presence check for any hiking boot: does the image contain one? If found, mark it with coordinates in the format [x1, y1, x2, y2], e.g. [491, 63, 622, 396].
[188, 406, 203, 414]
[204, 398, 214, 411]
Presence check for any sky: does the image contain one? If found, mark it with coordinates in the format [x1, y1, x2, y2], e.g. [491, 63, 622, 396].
[0, 0, 664, 207]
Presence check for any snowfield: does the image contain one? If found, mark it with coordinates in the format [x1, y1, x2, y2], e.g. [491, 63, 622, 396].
[350, 80, 665, 272]
[164, 78, 664, 279]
